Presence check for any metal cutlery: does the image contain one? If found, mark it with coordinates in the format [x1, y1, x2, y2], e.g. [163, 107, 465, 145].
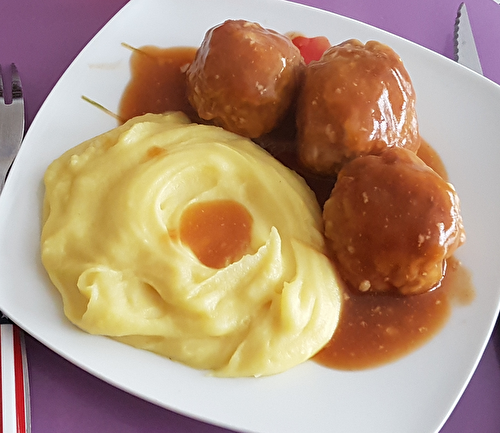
[0, 63, 31, 433]
[454, 2, 484, 74]
[0, 64, 25, 190]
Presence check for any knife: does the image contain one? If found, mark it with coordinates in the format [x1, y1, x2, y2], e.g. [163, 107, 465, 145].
[454, 2, 484, 74]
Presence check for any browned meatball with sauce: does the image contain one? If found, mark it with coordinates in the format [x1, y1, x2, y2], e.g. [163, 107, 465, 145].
[323, 147, 465, 296]
[186, 20, 304, 138]
[297, 39, 420, 175]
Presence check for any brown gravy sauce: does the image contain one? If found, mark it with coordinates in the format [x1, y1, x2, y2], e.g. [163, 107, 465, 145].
[119, 45, 198, 122]
[118, 45, 475, 370]
[179, 199, 253, 269]
[315, 257, 473, 370]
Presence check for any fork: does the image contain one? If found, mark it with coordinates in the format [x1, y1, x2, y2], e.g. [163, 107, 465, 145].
[0, 63, 31, 433]
[0, 64, 25, 190]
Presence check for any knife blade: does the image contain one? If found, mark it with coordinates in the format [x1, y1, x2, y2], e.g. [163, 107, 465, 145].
[454, 2, 483, 74]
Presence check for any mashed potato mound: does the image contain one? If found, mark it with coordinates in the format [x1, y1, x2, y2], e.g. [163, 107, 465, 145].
[41, 112, 342, 377]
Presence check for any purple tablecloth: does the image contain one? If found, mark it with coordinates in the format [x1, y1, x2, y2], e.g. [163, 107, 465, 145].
[1, 0, 500, 431]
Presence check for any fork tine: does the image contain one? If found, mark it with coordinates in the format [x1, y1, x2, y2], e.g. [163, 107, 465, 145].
[10, 64, 23, 101]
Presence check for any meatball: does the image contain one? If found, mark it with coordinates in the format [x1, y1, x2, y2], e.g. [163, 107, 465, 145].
[323, 147, 465, 296]
[186, 20, 304, 138]
[296, 39, 420, 175]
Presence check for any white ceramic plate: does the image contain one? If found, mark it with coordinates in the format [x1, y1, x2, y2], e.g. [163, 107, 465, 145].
[1, 0, 500, 432]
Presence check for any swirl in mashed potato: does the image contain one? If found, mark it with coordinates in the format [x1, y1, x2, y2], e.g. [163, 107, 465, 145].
[41, 112, 342, 377]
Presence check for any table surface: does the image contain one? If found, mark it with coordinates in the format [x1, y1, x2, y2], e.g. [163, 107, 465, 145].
[2, 0, 500, 432]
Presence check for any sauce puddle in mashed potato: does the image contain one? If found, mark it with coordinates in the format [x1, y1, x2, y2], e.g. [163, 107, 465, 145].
[118, 45, 474, 371]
